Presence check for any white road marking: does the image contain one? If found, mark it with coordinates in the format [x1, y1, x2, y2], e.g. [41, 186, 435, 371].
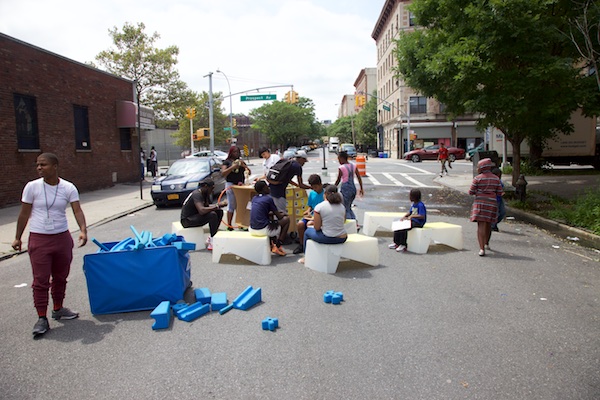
[383, 173, 404, 186]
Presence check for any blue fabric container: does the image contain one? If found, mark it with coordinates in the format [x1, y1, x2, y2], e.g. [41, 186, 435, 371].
[83, 242, 191, 315]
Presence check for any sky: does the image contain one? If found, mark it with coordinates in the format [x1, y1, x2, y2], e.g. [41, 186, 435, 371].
[0, 0, 385, 123]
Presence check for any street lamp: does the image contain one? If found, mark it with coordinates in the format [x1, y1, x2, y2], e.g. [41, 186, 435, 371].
[216, 69, 234, 146]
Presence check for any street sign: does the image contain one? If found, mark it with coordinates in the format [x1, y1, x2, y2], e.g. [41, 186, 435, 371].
[382, 104, 391, 111]
[224, 128, 238, 135]
[240, 94, 277, 101]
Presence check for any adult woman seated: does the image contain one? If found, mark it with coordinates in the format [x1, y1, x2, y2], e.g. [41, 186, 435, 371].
[299, 185, 347, 264]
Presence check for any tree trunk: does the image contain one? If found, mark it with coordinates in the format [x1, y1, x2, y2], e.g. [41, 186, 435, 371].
[508, 138, 523, 187]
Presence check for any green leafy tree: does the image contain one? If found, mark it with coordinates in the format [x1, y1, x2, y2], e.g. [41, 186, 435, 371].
[396, 0, 588, 184]
[567, 0, 600, 92]
[327, 116, 354, 144]
[250, 98, 319, 148]
[355, 92, 378, 147]
[94, 22, 192, 121]
[173, 92, 229, 150]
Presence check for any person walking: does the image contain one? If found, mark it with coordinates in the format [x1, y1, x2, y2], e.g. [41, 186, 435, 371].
[140, 147, 146, 180]
[469, 158, 503, 256]
[334, 150, 364, 224]
[438, 142, 449, 176]
[12, 153, 88, 337]
[180, 178, 226, 251]
[221, 146, 251, 230]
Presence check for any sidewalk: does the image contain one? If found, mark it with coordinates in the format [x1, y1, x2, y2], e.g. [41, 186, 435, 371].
[0, 182, 154, 260]
[435, 170, 600, 250]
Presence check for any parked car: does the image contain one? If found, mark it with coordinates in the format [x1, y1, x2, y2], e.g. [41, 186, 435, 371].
[404, 145, 466, 163]
[465, 142, 485, 161]
[186, 149, 228, 161]
[300, 145, 311, 152]
[339, 143, 357, 158]
[151, 157, 225, 207]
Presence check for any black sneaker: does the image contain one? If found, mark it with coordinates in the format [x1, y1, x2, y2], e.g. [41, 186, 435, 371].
[52, 307, 79, 320]
[293, 245, 304, 254]
[33, 317, 49, 336]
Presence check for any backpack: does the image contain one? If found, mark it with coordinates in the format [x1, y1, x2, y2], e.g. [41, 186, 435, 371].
[266, 159, 294, 185]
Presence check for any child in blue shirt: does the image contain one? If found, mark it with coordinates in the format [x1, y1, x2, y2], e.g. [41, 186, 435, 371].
[294, 174, 325, 254]
[389, 188, 427, 253]
[249, 180, 290, 256]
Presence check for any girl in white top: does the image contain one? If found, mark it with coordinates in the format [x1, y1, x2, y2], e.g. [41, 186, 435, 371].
[300, 185, 347, 263]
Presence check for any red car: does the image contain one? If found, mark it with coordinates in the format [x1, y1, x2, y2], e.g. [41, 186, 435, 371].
[404, 145, 466, 163]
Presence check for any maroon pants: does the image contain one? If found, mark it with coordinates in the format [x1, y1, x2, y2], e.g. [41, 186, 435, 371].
[28, 231, 74, 315]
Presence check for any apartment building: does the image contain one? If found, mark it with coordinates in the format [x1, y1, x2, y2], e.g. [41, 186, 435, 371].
[372, 0, 481, 159]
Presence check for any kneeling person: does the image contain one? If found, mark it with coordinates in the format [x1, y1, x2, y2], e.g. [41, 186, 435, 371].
[180, 179, 226, 250]
[249, 180, 290, 256]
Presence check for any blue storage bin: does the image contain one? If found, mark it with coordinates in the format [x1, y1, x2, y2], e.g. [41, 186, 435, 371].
[83, 242, 191, 314]
[378, 152, 384, 158]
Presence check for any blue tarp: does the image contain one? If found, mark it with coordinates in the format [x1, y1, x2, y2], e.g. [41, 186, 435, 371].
[83, 242, 191, 315]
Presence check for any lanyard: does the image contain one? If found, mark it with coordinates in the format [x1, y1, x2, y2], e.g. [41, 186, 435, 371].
[43, 181, 59, 218]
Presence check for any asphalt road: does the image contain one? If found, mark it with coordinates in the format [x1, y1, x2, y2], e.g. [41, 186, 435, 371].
[1, 173, 599, 399]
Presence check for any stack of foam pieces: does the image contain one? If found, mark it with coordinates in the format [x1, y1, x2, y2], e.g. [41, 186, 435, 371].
[91, 225, 195, 253]
[150, 285, 262, 330]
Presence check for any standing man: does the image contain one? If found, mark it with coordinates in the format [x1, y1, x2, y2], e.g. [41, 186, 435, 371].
[149, 146, 158, 178]
[256, 146, 280, 182]
[437, 142, 449, 177]
[269, 150, 311, 212]
[12, 153, 88, 337]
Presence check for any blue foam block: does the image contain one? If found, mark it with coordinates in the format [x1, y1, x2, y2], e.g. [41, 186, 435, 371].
[332, 294, 342, 304]
[172, 303, 188, 313]
[324, 290, 335, 303]
[173, 241, 196, 251]
[211, 292, 228, 311]
[178, 302, 210, 322]
[150, 301, 172, 330]
[235, 287, 261, 311]
[262, 317, 279, 331]
[194, 288, 211, 304]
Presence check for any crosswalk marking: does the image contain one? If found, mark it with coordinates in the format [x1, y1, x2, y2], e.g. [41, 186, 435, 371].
[382, 173, 404, 186]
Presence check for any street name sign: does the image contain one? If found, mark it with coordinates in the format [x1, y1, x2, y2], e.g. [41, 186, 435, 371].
[240, 94, 277, 101]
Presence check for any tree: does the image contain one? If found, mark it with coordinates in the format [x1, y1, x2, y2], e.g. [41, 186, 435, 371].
[567, 0, 600, 92]
[327, 116, 354, 144]
[250, 98, 319, 148]
[354, 92, 378, 148]
[396, 0, 587, 184]
[94, 22, 191, 121]
[172, 92, 229, 150]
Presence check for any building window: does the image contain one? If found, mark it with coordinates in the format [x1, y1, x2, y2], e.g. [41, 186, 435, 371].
[439, 103, 447, 113]
[74, 105, 91, 150]
[119, 128, 132, 150]
[14, 94, 40, 150]
[410, 96, 427, 114]
[409, 12, 416, 27]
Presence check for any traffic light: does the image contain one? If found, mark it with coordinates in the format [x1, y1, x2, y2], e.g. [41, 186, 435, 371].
[284, 91, 291, 103]
[290, 91, 298, 104]
[232, 118, 237, 127]
[355, 95, 366, 107]
[185, 107, 196, 119]
[192, 134, 198, 140]
[203, 128, 209, 137]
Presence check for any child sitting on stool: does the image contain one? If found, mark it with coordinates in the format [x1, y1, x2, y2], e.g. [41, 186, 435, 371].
[294, 174, 325, 254]
[249, 180, 290, 256]
[389, 188, 427, 253]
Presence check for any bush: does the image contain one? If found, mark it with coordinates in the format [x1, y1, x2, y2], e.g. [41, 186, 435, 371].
[546, 189, 600, 235]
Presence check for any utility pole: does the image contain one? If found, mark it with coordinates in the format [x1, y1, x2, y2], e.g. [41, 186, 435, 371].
[206, 72, 215, 153]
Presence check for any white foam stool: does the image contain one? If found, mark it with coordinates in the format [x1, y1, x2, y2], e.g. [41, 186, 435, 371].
[344, 219, 358, 234]
[407, 222, 463, 254]
[171, 221, 207, 248]
[362, 212, 405, 236]
[212, 231, 272, 265]
[304, 233, 379, 274]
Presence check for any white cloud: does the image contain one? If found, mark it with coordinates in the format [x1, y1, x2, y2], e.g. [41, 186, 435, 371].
[0, 0, 382, 122]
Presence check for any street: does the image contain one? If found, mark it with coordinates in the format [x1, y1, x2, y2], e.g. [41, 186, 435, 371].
[0, 151, 599, 400]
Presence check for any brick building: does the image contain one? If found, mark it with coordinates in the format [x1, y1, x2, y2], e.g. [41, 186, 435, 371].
[0, 33, 140, 208]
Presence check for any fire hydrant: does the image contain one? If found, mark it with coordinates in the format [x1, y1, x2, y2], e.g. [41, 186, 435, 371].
[515, 174, 528, 202]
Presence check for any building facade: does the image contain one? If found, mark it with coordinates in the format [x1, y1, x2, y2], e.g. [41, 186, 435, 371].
[0, 33, 142, 208]
[372, 0, 481, 159]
